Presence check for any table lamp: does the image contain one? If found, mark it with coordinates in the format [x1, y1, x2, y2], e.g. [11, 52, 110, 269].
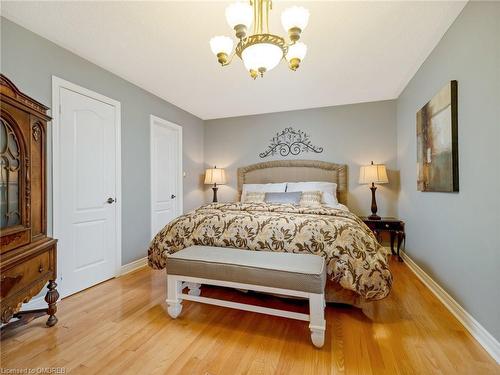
[204, 166, 226, 202]
[359, 161, 388, 220]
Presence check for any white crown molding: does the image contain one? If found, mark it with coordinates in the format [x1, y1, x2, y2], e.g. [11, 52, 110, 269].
[401, 251, 500, 364]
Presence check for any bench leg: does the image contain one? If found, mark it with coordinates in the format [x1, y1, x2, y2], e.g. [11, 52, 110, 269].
[166, 275, 183, 318]
[309, 293, 326, 348]
[186, 282, 201, 297]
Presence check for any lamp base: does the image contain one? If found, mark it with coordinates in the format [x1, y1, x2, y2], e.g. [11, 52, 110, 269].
[369, 184, 381, 220]
[212, 186, 218, 203]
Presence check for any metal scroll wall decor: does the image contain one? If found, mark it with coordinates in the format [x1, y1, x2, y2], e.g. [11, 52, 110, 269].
[259, 127, 323, 158]
[259, 127, 324, 158]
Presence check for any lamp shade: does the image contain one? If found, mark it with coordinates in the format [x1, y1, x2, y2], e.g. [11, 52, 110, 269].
[225, 1, 253, 29]
[281, 6, 310, 32]
[204, 167, 227, 185]
[242, 42, 284, 73]
[359, 163, 388, 184]
[286, 42, 307, 61]
[209, 36, 234, 56]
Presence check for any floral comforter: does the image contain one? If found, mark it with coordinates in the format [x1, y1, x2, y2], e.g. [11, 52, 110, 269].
[148, 202, 392, 301]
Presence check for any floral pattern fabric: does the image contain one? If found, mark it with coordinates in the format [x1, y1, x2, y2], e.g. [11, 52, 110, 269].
[148, 202, 392, 301]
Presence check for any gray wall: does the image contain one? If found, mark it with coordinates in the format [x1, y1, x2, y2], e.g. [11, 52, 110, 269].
[205, 100, 398, 217]
[396, 2, 500, 341]
[1, 18, 205, 265]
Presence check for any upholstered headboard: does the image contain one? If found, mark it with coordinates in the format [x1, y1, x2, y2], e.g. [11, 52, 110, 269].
[237, 160, 348, 205]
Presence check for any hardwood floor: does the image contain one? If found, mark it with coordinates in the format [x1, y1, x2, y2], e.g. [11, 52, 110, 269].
[1, 257, 498, 374]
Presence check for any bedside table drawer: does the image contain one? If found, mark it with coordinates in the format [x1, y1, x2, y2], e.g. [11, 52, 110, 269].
[364, 221, 403, 231]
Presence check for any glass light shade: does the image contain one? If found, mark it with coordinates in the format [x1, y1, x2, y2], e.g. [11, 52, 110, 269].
[225, 2, 253, 29]
[286, 42, 307, 61]
[204, 168, 227, 185]
[241, 43, 283, 73]
[359, 164, 389, 184]
[209, 36, 234, 56]
[281, 6, 310, 31]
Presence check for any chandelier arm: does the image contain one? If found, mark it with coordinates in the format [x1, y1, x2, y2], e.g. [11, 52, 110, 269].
[222, 51, 237, 66]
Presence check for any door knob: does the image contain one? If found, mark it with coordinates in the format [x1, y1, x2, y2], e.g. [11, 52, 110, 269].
[107, 197, 115, 204]
[171, 194, 176, 199]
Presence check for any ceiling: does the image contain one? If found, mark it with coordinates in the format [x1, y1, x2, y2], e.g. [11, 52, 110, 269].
[1, 1, 467, 120]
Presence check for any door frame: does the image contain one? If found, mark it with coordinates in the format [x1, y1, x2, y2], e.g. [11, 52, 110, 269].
[150, 115, 183, 239]
[52, 76, 122, 297]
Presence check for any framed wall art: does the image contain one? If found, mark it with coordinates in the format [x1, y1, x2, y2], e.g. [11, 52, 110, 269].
[416, 80, 459, 192]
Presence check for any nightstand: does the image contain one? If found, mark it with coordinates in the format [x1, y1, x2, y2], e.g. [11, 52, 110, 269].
[361, 217, 405, 262]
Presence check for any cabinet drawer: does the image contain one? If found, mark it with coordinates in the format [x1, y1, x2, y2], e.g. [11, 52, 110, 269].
[0, 248, 55, 299]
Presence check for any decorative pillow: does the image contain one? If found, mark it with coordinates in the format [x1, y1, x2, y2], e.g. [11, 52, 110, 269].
[299, 191, 323, 207]
[244, 191, 266, 203]
[286, 182, 338, 206]
[241, 183, 287, 202]
[264, 192, 301, 204]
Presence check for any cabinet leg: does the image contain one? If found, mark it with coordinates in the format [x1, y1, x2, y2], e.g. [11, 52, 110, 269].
[45, 280, 59, 327]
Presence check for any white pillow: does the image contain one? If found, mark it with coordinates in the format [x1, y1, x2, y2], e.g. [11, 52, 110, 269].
[286, 181, 338, 206]
[241, 183, 287, 202]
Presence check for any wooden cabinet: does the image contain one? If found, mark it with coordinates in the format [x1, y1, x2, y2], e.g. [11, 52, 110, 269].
[0, 74, 59, 330]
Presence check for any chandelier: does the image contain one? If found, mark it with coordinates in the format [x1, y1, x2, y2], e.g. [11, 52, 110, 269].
[209, 0, 309, 79]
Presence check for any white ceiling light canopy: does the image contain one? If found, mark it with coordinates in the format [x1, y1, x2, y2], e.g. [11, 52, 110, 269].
[209, 0, 310, 79]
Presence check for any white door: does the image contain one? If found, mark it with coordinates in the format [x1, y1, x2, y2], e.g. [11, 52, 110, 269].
[150, 116, 182, 239]
[55, 81, 121, 298]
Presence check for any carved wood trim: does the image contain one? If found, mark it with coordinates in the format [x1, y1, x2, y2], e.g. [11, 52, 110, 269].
[0, 74, 49, 117]
[32, 122, 43, 142]
[0, 277, 48, 323]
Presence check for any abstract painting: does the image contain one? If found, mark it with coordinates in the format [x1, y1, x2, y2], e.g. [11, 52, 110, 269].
[416, 81, 459, 192]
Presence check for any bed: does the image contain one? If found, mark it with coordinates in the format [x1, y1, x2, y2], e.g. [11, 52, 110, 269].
[148, 160, 392, 304]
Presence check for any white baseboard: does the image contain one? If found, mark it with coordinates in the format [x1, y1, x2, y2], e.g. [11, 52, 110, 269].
[401, 251, 500, 364]
[120, 256, 148, 276]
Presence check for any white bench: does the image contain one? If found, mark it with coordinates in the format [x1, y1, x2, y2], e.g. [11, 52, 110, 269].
[165, 246, 326, 348]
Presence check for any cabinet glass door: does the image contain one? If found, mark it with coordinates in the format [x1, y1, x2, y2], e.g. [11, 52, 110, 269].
[0, 117, 21, 228]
